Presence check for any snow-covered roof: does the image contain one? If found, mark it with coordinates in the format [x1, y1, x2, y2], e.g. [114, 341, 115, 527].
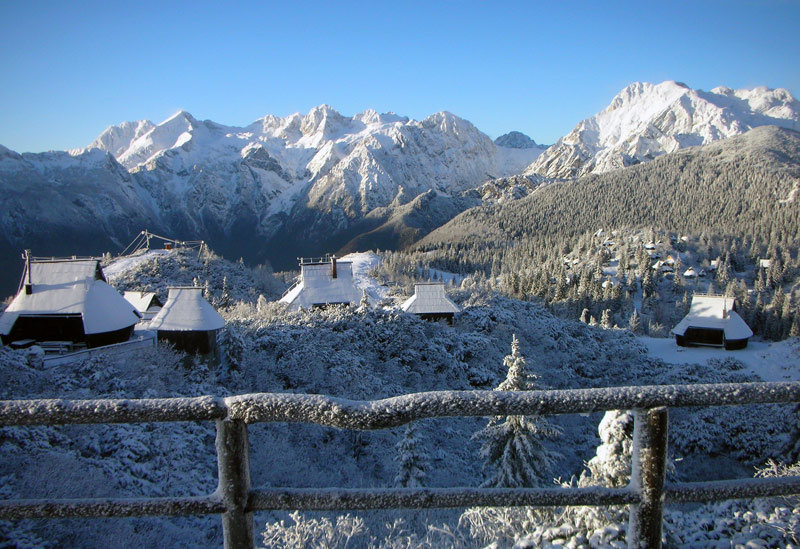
[672, 295, 753, 341]
[147, 287, 225, 332]
[759, 259, 772, 269]
[124, 291, 162, 313]
[683, 267, 697, 278]
[0, 259, 139, 336]
[401, 283, 460, 315]
[279, 259, 362, 309]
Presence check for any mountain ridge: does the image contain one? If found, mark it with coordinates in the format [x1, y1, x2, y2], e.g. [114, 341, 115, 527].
[525, 81, 800, 179]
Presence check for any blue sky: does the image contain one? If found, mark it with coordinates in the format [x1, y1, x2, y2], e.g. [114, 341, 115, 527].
[1, 0, 798, 152]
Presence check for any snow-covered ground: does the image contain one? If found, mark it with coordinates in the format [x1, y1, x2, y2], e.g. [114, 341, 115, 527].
[103, 249, 172, 281]
[640, 335, 800, 381]
[340, 252, 389, 302]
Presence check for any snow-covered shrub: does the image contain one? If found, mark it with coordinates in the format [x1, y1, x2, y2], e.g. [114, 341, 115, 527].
[261, 511, 368, 548]
[664, 459, 800, 546]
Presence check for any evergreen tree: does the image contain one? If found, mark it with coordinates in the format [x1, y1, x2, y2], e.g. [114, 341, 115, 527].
[473, 335, 562, 488]
[394, 422, 429, 488]
[220, 276, 231, 307]
[358, 289, 370, 311]
[600, 309, 612, 329]
[580, 308, 590, 324]
[628, 309, 641, 334]
[790, 314, 800, 338]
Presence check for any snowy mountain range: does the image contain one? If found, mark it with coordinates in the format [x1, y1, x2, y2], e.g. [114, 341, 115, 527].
[0, 106, 541, 284]
[525, 81, 800, 178]
[1, 81, 799, 295]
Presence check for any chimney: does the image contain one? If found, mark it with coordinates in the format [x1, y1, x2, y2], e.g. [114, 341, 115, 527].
[331, 256, 337, 279]
[24, 249, 32, 294]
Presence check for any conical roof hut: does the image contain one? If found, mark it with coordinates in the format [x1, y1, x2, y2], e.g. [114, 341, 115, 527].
[148, 287, 225, 355]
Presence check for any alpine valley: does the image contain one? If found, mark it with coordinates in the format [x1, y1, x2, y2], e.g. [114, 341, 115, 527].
[0, 80, 798, 296]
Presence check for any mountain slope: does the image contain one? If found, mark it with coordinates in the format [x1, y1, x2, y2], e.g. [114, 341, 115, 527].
[526, 81, 800, 179]
[0, 107, 541, 292]
[422, 126, 800, 255]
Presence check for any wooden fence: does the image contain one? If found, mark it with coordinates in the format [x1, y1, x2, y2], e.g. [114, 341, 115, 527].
[2, 381, 800, 548]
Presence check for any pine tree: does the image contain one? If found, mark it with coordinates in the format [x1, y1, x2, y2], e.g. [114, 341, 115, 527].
[790, 314, 800, 338]
[394, 422, 429, 488]
[580, 308, 590, 324]
[628, 309, 641, 334]
[358, 289, 370, 311]
[601, 309, 612, 329]
[473, 335, 562, 488]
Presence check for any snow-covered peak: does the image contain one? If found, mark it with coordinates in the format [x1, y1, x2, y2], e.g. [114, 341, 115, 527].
[526, 80, 800, 178]
[87, 119, 155, 158]
[494, 131, 540, 149]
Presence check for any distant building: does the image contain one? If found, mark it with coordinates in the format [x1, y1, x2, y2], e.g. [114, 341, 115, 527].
[671, 295, 753, 350]
[280, 256, 361, 310]
[124, 291, 164, 322]
[759, 259, 772, 269]
[401, 282, 460, 324]
[683, 267, 698, 279]
[0, 257, 140, 348]
[148, 287, 225, 355]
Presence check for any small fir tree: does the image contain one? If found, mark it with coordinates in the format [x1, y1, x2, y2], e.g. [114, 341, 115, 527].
[394, 422, 429, 488]
[600, 309, 612, 329]
[628, 309, 641, 334]
[473, 335, 562, 488]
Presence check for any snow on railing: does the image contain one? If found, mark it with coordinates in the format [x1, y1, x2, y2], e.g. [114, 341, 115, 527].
[1, 381, 800, 549]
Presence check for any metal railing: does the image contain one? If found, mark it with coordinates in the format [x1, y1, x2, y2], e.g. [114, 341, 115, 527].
[2, 382, 800, 548]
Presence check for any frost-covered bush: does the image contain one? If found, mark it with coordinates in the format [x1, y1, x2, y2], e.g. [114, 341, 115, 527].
[261, 511, 368, 548]
[107, 248, 285, 306]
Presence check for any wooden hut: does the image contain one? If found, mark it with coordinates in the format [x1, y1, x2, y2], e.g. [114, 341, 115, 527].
[148, 287, 225, 355]
[124, 291, 164, 322]
[0, 257, 140, 348]
[671, 295, 753, 350]
[401, 282, 460, 324]
[280, 256, 361, 310]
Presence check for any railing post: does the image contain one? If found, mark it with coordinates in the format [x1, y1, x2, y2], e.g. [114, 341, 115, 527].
[628, 407, 668, 549]
[216, 418, 254, 549]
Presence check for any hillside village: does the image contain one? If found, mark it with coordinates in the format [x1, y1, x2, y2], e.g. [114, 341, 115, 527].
[1, 235, 800, 547]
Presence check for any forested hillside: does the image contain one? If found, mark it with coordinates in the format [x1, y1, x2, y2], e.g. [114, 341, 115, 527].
[420, 126, 800, 258]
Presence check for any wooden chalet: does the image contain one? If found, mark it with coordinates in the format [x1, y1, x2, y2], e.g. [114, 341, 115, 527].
[401, 282, 460, 324]
[279, 256, 361, 310]
[671, 295, 753, 350]
[0, 256, 140, 348]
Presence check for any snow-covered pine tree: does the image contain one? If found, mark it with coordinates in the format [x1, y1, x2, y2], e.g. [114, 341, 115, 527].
[473, 335, 562, 488]
[394, 421, 429, 488]
[580, 308, 590, 324]
[600, 309, 612, 329]
[358, 289, 370, 311]
[628, 309, 641, 334]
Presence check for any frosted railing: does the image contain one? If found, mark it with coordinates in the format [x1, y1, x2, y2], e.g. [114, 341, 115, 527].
[2, 382, 800, 549]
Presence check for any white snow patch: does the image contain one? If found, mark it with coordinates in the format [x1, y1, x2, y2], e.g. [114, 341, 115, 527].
[339, 252, 388, 302]
[640, 336, 800, 381]
[103, 250, 172, 281]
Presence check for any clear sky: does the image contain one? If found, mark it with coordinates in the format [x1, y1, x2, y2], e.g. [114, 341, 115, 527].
[1, 0, 798, 153]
